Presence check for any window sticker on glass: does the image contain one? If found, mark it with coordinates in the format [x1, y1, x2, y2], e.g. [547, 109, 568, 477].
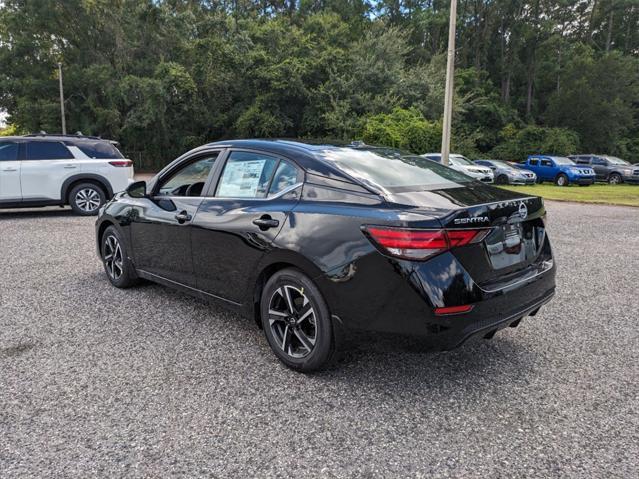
[218, 159, 266, 197]
[217, 152, 278, 198]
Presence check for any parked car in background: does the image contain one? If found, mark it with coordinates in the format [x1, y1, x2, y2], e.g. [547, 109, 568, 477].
[516, 155, 595, 186]
[96, 140, 555, 371]
[422, 153, 494, 183]
[568, 155, 639, 184]
[474, 159, 537, 185]
[0, 133, 134, 215]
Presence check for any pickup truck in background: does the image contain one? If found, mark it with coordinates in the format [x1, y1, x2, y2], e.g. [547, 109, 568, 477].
[569, 154, 639, 185]
[516, 155, 596, 186]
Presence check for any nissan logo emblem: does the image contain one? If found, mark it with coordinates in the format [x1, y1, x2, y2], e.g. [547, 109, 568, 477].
[518, 202, 528, 220]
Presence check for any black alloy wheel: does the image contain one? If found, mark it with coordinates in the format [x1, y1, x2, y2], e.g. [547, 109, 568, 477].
[261, 268, 335, 372]
[101, 226, 138, 288]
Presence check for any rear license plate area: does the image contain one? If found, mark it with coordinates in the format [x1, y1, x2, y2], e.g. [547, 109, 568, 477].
[485, 222, 541, 270]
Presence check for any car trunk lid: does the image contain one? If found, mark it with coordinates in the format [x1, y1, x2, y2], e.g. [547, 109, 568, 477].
[383, 183, 548, 285]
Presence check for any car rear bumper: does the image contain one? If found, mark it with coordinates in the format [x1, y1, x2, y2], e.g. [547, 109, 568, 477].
[432, 283, 555, 350]
[320, 243, 556, 349]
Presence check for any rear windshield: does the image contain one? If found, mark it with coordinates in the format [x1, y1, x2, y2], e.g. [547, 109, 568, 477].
[320, 148, 473, 192]
[71, 140, 124, 159]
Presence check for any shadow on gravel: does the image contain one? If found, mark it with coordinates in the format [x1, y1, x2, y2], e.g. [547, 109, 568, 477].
[87, 265, 536, 393]
[0, 208, 75, 219]
[0, 341, 37, 359]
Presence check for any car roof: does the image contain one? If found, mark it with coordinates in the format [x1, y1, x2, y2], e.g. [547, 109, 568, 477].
[2, 134, 118, 144]
[202, 139, 388, 185]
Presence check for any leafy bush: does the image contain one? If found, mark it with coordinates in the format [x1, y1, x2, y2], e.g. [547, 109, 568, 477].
[490, 125, 580, 162]
[360, 108, 441, 154]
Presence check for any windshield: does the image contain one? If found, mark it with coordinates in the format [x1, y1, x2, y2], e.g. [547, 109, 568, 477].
[484, 160, 511, 168]
[552, 156, 575, 165]
[449, 155, 474, 166]
[320, 148, 473, 192]
[604, 156, 630, 165]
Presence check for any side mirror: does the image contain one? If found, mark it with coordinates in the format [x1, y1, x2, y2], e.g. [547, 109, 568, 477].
[126, 181, 147, 198]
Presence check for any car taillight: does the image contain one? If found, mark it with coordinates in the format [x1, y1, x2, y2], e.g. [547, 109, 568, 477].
[363, 226, 490, 260]
[108, 160, 132, 167]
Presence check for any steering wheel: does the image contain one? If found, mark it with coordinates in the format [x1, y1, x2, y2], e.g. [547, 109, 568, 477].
[185, 182, 205, 197]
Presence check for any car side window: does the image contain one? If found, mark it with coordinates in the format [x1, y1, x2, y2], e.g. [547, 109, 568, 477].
[529, 159, 539, 166]
[26, 141, 74, 160]
[268, 160, 300, 197]
[216, 151, 279, 198]
[157, 154, 218, 197]
[0, 141, 19, 161]
[541, 159, 552, 167]
[592, 157, 606, 165]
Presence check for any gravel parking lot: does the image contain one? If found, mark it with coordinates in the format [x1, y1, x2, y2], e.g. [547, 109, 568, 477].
[1, 201, 638, 478]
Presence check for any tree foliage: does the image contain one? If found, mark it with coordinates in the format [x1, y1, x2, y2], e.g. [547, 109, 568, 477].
[0, 1, 637, 168]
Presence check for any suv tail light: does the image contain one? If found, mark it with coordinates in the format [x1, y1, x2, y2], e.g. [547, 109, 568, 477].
[108, 160, 132, 167]
[363, 226, 490, 260]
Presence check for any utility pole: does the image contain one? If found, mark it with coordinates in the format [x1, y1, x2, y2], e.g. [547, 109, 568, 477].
[58, 62, 66, 135]
[441, 0, 457, 166]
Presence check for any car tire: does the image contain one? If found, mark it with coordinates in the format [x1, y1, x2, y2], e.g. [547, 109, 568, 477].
[69, 182, 106, 216]
[261, 268, 335, 372]
[608, 173, 622, 185]
[496, 174, 509, 185]
[555, 174, 569, 187]
[101, 226, 139, 288]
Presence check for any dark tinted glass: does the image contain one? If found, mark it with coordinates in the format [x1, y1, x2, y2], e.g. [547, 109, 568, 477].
[320, 148, 473, 191]
[73, 141, 123, 159]
[0, 141, 19, 161]
[529, 159, 539, 166]
[541, 160, 552, 166]
[26, 141, 73, 160]
[268, 161, 299, 196]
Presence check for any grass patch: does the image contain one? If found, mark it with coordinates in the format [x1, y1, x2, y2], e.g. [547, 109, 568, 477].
[499, 184, 639, 207]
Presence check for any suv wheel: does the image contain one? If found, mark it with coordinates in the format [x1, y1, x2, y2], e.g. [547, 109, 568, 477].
[260, 268, 335, 372]
[555, 174, 569, 187]
[101, 226, 139, 288]
[496, 174, 509, 185]
[69, 183, 106, 215]
[608, 173, 622, 185]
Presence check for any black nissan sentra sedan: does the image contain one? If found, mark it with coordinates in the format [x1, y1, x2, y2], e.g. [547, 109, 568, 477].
[96, 140, 556, 371]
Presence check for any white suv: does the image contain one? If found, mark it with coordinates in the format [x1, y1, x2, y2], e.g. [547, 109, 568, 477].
[0, 134, 134, 215]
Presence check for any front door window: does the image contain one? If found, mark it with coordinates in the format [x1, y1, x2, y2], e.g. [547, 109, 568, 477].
[156, 155, 218, 197]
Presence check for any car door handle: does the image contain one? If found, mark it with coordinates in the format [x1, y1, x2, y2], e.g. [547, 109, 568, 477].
[175, 211, 192, 223]
[63, 165, 77, 169]
[2, 167, 18, 172]
[253, 216, 279, 229]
